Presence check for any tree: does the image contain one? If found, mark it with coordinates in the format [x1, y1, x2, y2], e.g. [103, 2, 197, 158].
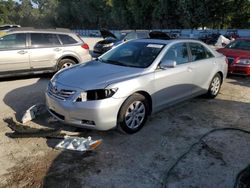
[231, 0, 250, 28]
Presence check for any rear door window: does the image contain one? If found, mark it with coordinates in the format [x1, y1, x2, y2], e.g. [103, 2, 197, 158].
[0, 33, 26, 49]
[31, 33, 60, 47]
[58, 34, 78, 44]
[189, 43, 214, 61]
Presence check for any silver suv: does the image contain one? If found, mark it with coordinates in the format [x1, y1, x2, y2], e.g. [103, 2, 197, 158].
[0, 28, 91, 78]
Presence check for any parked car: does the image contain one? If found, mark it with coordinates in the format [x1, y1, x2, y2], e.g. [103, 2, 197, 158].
[46, 39, 228, 134]
[93, 29, 122, 56]
[198, 30, 212, 42]
[198, 30, 222, 45]
[217, 38, 250, 75]
[149, 31, 171, 40]
[0, 24, 21, 31]
[0, 28, 91, 78]
[93, 29, 150, 56]
[224, 29, 240, 39]
[93, 29, 171, 56]
[169, 30, 181, 39]
[0, 24, 20, 37]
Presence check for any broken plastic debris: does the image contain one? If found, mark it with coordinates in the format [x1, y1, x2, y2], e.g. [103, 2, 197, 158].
[21, 104, 46, 124]
[55, 136, 102, 152]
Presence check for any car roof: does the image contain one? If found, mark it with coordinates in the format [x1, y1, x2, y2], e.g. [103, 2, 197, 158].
[7, 27, 74, 34]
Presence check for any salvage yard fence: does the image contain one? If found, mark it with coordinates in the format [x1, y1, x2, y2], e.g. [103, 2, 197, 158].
[73, 29, 250, 38]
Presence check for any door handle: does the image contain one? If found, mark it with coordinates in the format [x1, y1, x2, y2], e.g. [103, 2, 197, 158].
[54, 48, 62, 52]
[17, 50, 28, 55]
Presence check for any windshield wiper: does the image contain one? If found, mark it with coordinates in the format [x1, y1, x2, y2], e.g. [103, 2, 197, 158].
[103, 59, 132, 67]
[97, 58, 108, 63]
[98, 58, 138, 67]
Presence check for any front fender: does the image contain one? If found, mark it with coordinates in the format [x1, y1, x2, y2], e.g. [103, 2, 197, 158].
[108, 73, 155, 99]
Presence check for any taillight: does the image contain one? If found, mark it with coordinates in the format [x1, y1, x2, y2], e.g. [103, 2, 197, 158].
[81, 43, 89, 50]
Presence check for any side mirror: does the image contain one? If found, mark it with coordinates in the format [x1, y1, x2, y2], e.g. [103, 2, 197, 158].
[159, 60, 177, 69]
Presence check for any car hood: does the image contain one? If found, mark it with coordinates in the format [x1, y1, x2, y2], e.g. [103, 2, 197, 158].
[95, 38, 117, 45]
[217, 48, 250, 59]
[100, 28, 117, 39]
[52, 61, 143, 90]
[149, 31, 170, 40]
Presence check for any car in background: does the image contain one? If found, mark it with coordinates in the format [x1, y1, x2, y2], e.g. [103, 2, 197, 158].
[198, 30, 221, 45]
[93, 29, 171, 56]
[93, 29, 122, 56]
[169, 30, 181, 39]
[0, 28, 91, 78]
[198, 30, 212, 42]
[46, 39, 227, 134]
[217, 38, 250, 76]
[0, 24, 21, 37]
[93, 29, 150, 56]
[0, 24, 21, 31]
[224, 29, 240, 39]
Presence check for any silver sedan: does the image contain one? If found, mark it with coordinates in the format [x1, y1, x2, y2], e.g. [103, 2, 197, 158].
[46, 39, 228, 134]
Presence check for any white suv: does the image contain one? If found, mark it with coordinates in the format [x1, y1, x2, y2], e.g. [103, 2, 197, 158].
[0, 28, 91, 78]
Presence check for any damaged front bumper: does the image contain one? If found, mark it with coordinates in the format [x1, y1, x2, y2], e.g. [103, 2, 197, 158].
[45, 92, 124, 131]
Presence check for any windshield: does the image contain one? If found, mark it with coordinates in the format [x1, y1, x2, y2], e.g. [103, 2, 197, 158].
[225, 39, 250, 50]
[99, 41, 165, 68]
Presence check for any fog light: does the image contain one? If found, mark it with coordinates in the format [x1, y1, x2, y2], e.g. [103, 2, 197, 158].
[81, 120, 95, 125]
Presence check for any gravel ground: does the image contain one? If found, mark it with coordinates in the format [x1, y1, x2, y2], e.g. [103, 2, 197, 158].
[0, 73, 249, 187]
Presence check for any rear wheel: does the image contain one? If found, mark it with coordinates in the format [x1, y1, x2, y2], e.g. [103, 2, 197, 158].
[58, 59, 76, 70]
[118, 94, 149, 134]
[206, 73, 222, 98]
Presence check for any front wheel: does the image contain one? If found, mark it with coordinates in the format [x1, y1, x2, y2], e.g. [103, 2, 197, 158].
[117, 94, 149, 134]
[206, 73, 222, 98]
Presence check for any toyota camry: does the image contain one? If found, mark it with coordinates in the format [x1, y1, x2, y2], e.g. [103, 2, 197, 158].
[46, 39, 228, 134]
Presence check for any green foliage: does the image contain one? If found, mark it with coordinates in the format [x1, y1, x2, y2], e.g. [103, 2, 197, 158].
[0, 0, 249, 29]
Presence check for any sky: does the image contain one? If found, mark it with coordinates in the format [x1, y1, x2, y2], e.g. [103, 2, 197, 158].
[13, 0, 38, 8]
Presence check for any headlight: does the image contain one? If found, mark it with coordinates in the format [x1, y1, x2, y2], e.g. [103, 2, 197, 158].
[237, 59, 250, 65]
[75, 88, 118, 102]
[103, 43, 114, 48]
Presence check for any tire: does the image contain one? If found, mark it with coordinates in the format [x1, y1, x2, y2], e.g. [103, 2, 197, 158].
[206, 73, 222, 98]
[57, 59, 76, 70]
[117, 94, 149, 134]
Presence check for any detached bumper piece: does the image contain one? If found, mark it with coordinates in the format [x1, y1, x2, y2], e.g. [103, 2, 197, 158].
[56, 136, 102, 152]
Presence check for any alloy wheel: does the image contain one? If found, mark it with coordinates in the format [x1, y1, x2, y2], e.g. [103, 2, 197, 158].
[125, 101, 146, 129]
[210, 76, 221, 95]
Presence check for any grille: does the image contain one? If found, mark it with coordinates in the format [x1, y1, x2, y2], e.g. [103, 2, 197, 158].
[227, 57, 235, 65]
[48, 83, 75, 101]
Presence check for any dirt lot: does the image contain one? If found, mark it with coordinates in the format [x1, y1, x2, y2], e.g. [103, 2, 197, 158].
[0, 74, 249, 188]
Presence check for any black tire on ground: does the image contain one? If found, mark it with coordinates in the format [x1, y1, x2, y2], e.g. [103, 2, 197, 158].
[117, 93, 149, 134]
[57, 59, 76, 70]
[206, 73, 222, 98]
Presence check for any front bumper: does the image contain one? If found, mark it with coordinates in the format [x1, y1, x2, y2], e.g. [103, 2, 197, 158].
[46, 92, 125, 131]
[228, 64, 250, 76]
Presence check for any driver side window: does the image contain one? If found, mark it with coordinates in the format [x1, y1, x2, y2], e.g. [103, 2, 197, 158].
[162, 43, 189, 65]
